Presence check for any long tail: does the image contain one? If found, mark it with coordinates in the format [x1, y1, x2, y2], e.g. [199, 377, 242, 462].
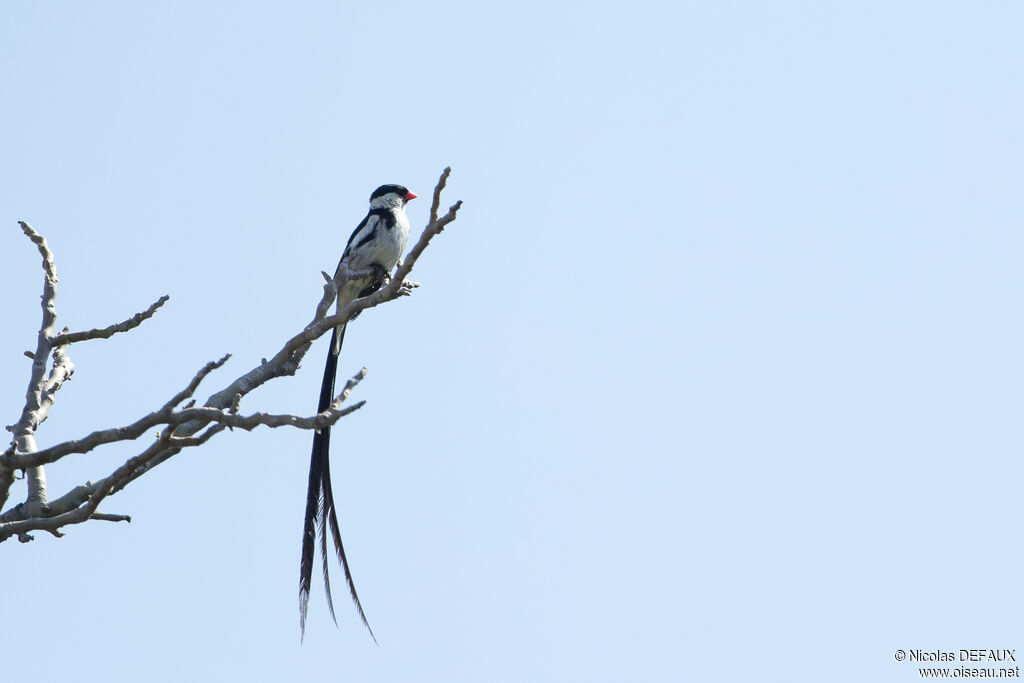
[299, 323, 375, 641]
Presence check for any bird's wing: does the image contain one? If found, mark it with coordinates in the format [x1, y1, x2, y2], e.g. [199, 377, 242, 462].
[343, 212, 374, 254]
[342, 208, 394, 258]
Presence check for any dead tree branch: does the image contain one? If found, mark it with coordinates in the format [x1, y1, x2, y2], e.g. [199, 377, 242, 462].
[50, 295, 170, 346]
[1, 168, 462, 542]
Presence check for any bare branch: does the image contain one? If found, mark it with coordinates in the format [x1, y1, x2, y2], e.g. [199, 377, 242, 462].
[0, 427, 166, 539]
[40, 342, 75, 413]
[3, 222, 63, 512]
[170, 400, 367, 434]
[161, 354, 232, 411]
[2, 167, 463, 541]
[0, 374, 365, 540]
[429, 166, 452, 225]
[175, 423, 228, 448]
[393, 200, 463, 286]
[0, 438, 154, 541]
[334, 367, 368, 405]
[3, 224, 170, 512]
[51, 295, 170, 345]
[315, 270, 338, 321]
[2, 354, 227, 467]
[90, 512, 132, 524]
[5, 369, 366, 471]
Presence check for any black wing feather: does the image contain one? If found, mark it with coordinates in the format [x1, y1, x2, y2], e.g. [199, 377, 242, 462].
[343, 213, 372, 253]
[344, 209, 396, 254]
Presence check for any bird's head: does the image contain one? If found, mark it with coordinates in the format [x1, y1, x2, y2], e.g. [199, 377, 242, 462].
[369, 184, 417, 210]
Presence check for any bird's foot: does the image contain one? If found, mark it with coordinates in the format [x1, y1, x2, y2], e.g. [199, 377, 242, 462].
[398, 279, 420, 297]
[370, 263, 391, 287]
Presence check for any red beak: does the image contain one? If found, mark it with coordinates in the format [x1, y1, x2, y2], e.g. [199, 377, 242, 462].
[405, 190, 418, 201]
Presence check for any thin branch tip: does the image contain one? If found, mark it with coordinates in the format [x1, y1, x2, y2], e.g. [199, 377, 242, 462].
[91, 512, 132, 524]
[53, 293, 172, 345]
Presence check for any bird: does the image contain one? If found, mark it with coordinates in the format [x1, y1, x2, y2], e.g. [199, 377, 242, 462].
[299, 184, 417, 640]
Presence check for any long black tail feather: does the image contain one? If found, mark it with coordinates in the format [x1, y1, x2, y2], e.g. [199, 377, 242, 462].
[318, 488, 337, 626]
[299, 432, 323, 639]
[322, 447, 377, 642]
[299, 323, 374, 640]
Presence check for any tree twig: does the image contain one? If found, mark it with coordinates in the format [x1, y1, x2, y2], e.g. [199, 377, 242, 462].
[51, 295, 170, 345]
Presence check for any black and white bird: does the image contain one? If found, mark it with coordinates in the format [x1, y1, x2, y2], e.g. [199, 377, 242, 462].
[299, 184, 417, 640]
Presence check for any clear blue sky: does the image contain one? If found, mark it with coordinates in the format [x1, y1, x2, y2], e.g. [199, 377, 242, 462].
[3, 3, 1022, 682]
